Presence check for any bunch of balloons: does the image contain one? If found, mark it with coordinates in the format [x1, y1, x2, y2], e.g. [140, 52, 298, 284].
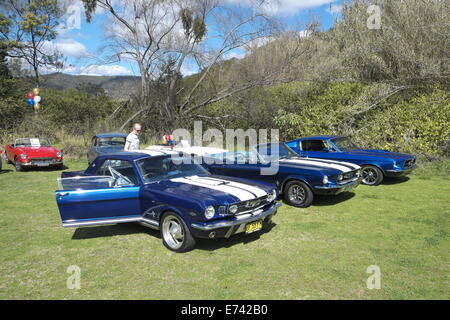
[162, 134, 174, 148]
[26, 88, 42, 111]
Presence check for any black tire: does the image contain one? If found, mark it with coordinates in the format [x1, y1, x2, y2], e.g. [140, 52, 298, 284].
[361, 165, 383, 186]
[283, 180, 314, 208]
[14, 158, 23, 172]
[55, 164, 64, 170]
[5, 155, 11, 164]
[160, 212, 196, 253]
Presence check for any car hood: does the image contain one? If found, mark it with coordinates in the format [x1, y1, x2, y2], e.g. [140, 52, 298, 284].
[345, 149, 415, 161]
[16, 146, 60, 157]
[145, 175, 272, 205]
[279, 157, 360, 174]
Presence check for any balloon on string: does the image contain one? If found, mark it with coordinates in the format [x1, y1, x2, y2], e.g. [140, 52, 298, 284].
[27, 98, 35, 106]
[32, 88, 40, 95]
[34, 95, 41, 103]
[34, 102, 41, 111]
[26, 92, 35, 99]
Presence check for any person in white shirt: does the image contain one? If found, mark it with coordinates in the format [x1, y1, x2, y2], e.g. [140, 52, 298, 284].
[124, 123, 141, 151]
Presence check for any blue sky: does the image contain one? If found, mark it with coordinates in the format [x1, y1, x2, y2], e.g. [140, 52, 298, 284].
[50, 0, 343, 76]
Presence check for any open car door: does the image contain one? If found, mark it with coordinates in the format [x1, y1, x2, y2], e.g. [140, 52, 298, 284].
[55, 176, 141, 228]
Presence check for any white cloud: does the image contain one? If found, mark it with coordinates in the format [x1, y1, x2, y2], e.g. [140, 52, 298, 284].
[224, 51, 246, 60]
[180, 63, 199, 76]
[227, 0, 339, 15]
[78, 64, 134, 76]
[326, 3, 343, 15]
[55, 39, 90, 58]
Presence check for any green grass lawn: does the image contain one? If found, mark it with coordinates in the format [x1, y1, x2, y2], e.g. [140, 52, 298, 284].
[0, 158, 449, 299]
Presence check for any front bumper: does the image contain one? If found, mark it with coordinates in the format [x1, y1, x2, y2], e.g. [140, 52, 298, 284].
[313, 178, 362, 195]
[191, 202, 281, 239]
[385, 167, 414, 177]
[21, 159, 63, 167]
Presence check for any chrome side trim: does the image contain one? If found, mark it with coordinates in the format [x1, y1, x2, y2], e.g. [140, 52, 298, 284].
[63, 216, 142, 228]
[191, 203, 281, 231]
[63, 216, 160, 229]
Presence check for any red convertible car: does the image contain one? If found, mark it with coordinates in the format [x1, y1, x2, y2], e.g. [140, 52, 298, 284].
[4, 138, 63, 171]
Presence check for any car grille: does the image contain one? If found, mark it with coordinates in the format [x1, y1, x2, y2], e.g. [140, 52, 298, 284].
[30, 157, 55, 164]
[337, 170, 359, 185]
[219, 195, 270, 216]
[404, 158, 416, 169]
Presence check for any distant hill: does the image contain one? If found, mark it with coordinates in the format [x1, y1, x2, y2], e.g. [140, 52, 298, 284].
[41, 73, 140, 100]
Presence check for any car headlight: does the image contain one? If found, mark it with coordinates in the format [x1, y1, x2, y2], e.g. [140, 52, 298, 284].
[56, 152, 62, 157]
[267, 189, 277, 202]
[20, 154, 27, 159]
[204, 206, 215, 219]
[229, 205, 238, 214]
[337, 174, 343, 182]
[323, 175, 329, 184]
[393, 161, 401, 169]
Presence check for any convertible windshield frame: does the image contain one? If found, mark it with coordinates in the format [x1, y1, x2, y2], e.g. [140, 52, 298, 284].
[135, 155, 210, 184]
[14, 138, 52, 147]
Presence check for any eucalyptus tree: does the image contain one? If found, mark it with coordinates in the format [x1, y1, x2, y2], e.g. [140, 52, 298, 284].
[81, 0, 304, 129]
[0, 0, 62, 85]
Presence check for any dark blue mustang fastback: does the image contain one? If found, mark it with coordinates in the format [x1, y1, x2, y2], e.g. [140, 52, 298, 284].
[56, 151, 279, 252]
[286, 136, 416, 186]
[201, 142, 362, 208]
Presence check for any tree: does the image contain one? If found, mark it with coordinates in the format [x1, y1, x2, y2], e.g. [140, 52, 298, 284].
[0, 0, 62, 85]
[81, 0, 305, 129]
[332, 0, 450, 84]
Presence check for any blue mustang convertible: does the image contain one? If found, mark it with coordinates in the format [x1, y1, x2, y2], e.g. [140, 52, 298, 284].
[202, 142, 362, 208]
[55, 151, 280, 252]
[286, 136, 416, 186]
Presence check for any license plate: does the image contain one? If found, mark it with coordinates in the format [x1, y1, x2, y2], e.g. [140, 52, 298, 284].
[245, 220, 263, 234]
[35, 162, 49, 166]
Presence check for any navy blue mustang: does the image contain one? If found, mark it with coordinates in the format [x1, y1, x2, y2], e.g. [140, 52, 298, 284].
[202, 142, 362, 208]
[286, 136, 416, 186]
[55, 151, 279, 252]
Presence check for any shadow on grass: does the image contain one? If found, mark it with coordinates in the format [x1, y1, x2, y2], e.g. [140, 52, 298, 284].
[71, 221, 278, 252]
[312, 192, 356, 207]
[0, 169, 13, 174]
[382, 176, 410, 185]
[72, 223, 160, 240]
[195, 222, 277, 251]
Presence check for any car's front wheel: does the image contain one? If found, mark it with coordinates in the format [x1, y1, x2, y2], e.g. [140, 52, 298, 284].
[14, 158, 23, 172]
[283, 180, 314, 208]
[161, 212, 196, 253]
[361, 165, 383, 186]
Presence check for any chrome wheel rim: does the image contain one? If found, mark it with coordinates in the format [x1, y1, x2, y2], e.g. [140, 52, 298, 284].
[288, 184, 306, 204]
[162, 216, 184, 250]
[362, 167, 378, 185]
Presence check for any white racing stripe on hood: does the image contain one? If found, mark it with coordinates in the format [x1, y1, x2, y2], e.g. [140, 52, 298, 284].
[306, 158, 361, 170]
[201, 176, 267, 198]
[170, 176, 259, 201]
[280, 158, 353, 173]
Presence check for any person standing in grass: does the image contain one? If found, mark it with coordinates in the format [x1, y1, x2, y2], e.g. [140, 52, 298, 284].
[124, 123, 141, 151]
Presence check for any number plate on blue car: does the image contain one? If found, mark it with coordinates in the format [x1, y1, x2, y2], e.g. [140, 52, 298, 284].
[245, 220, 262, 234]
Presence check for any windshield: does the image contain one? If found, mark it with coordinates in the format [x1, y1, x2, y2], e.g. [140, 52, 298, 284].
[15, 138, 51, 147]
[136, 155, 209, 183]
[255, 143, 298, 162]
[331, 137, 358, 151]
[97, 137, 126, 147]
